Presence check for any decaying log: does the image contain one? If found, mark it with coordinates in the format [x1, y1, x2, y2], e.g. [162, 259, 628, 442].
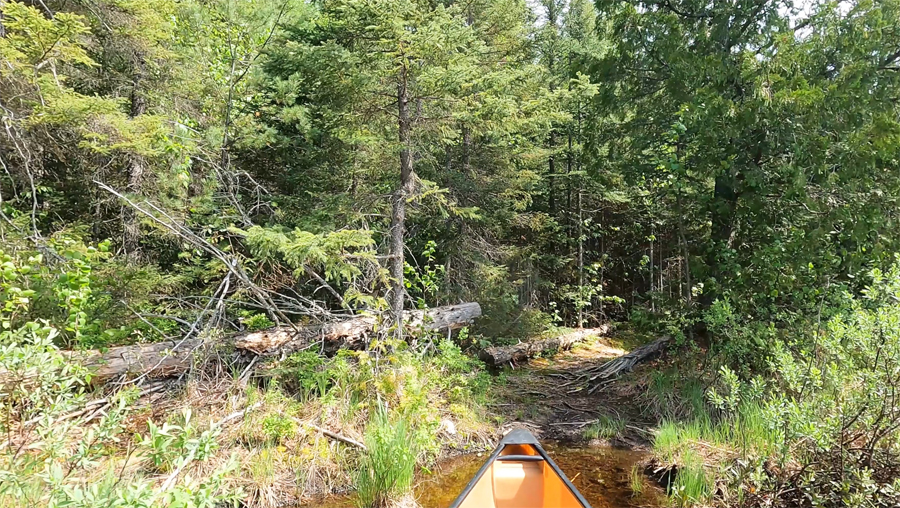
[478, 326, 612, 367]
[234, 302, 481, 355]
[79, 339, 206, 384]
[1, 303, 481, 386]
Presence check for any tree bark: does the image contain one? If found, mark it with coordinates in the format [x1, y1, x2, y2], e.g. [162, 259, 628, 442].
[576, 105, 584, 328]
[462, 125, 471, 173]
[546, 0, 558, 218]
[479, 325, 611, 367]
[548, 131, 556, 215]
[124, 52, 147, 260]
[388, 61, 414, 329]
[1, 303, 481, 386]
[676, 191, 692, 304]
[704, 169, 740, 307]
[577, 187, 584, 328]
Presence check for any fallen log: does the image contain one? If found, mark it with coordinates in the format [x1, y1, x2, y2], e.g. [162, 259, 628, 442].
[478, 325, 612, 367]
[4, 303, 481, 386]
[235, 302, 481, 355]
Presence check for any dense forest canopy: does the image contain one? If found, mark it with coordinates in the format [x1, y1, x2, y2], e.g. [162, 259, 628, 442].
[3, 0, 900, 507]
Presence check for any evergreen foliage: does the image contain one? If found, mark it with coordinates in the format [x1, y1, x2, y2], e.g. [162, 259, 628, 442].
[4, 0, 900, 506]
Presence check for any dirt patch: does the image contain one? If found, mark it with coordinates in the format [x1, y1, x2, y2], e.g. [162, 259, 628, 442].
[490, 334, 660, 446]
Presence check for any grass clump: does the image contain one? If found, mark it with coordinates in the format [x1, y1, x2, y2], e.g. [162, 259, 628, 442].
[356, 408, 418, 508]
[582, 413, 625, 440]
[261, 413, 296, 445]
[630, 464, 644, 496]
[652, 393, 782, 507]
[669, 449, 712, 507]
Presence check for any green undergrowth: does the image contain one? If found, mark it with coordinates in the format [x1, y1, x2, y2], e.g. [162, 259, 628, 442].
[233, 336, 496, 506]
[0, 240, 500, 508]
[652, 402, 781, 506]
[645, 263, 900, 508]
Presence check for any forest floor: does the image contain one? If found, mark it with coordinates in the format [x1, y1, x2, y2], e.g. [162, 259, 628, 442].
[490, 332, 662, 447]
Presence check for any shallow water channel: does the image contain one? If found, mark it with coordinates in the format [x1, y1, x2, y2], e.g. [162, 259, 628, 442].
[303, 443, 666, 508]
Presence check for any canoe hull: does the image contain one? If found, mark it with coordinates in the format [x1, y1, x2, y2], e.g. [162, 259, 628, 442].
[449, 429, 592, 508]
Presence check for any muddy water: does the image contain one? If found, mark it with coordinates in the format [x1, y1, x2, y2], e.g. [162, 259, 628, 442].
[304, 444, 666, 508]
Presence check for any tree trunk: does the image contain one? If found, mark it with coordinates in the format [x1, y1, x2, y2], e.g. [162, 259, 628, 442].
[548, 131, 556, 215]
[578, 187, 584, 328]
[576, 106, 584, 328]
[649, 229, 654, 309]
[704, 171, 739, 306]
[388, 63, 414, 328]
[566, 124, 573, 247]
[1, 303, 482, 386]
[462, 125, 471, 173]
[710, 173, 738, 251]
[676, 191, 692, 304]
[546, 1, 558, 218]
[0, 1, 6, 39]
[124, 52, 147, 260]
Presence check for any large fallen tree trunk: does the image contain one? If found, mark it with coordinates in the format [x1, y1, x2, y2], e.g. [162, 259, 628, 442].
[478, 325, 612, 367]
[12, 303, 481, 386]
[234, 302, 481, 355]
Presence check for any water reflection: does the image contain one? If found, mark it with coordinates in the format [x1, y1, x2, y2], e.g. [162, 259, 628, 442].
[302, 444, 665, 508]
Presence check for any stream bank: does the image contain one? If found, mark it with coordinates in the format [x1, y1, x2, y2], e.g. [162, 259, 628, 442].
[302, 331, 669, 508]
[305, 442, 666, 508]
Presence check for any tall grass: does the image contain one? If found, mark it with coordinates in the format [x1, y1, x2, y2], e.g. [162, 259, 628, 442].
[669, 450, 712, 507]
[653, 402, 782, 506]
[356, 408, 418, 508]
[645, 370, 710, 420]
[630, 464, 644, 496]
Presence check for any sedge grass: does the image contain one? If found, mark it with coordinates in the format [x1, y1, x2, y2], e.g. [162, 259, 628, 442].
[355, 408, 418, 508]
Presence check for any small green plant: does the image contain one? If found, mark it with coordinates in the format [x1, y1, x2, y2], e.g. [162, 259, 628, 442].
[630, 464, 644, 496]
[261, 413, 296, 445]
[276, 351, 333, 401]
[404, 240, 445, 309]
[356, 408, 418, 508]
[241, 312, 275, 331]
[139, 409, 221, 472]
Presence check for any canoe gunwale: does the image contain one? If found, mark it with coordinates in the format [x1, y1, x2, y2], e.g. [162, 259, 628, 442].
[447, 429, 593, 508]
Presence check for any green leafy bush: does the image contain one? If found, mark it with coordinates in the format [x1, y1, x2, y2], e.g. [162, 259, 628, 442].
[261, 413, 296, 445]
[0, 248, 237, 508]
[275, 351, 334, 401]
[139, 409, 221, 472]
[654, 261, 900, 507]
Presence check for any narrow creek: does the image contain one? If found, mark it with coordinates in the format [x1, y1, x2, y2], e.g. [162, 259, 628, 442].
[303, 443, 666, 508]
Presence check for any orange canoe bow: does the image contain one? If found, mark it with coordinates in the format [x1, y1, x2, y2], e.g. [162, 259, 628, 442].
[448, 429, 592, 508]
